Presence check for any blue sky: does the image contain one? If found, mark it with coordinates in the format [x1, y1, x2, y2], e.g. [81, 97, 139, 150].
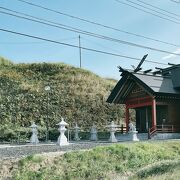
[1, 0, 180, 79]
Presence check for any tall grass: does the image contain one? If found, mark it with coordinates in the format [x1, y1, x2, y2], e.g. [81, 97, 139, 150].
[13, 141, 180, 180]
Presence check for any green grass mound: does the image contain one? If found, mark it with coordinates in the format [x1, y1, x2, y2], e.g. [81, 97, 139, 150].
[13, 141, 180, 180]
[0, 61, 123, 141]
[131, 160, 180, 180]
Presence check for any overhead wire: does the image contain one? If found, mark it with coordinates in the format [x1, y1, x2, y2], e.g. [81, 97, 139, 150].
[1, 8, 180, 56]
[0, 27, 169, 66]
[170, 0, 180, 4]
[115, 0, 180, 25]
[0, 37, 78, 44]
[82, 37, 125, 54]
[136, 0, 180, 18]
[13, 0, 180, 48]
[125, 0, 180, 21]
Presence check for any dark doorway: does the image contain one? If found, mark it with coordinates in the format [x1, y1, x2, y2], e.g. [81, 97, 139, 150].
[136, 107, 151, 132]
[156, 105, 168, 125]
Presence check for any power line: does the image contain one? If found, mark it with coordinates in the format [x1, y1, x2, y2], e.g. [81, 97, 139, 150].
[0, 37, 78, 44]
[125, 0, 180, 21]
[13, 0, 180, 48]
[1, 9, 180, 56]
[170, 0, 180, 4]
[0, 27, 169, 66]
[82, 37, 122, 53]
[115, 0, 180, 25]
[137, 0, 180, 18]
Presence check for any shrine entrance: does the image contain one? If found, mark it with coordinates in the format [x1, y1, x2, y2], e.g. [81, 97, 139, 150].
[136, 107, 152, 133]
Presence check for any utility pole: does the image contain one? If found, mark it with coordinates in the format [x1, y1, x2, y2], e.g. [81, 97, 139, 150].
[79, 35, 82, 68]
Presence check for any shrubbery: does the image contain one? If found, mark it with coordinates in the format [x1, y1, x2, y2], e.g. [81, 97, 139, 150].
[0, 61, 124, 142]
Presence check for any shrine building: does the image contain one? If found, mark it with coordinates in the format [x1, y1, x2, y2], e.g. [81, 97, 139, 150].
[107, 64, 180, 138]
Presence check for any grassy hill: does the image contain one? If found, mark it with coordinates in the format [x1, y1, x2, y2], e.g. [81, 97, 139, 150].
[0, 57, 123, 140]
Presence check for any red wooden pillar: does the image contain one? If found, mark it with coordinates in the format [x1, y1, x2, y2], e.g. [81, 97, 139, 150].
[152, 98, 157, 128]
[125, 105, 129, 132]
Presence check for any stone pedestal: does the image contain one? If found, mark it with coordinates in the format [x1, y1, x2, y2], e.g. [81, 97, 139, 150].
[106, 121, 118, 143]
[74, 123, 80, 141]
[128, 131, 139, 141]
[90, 124, 98, 141]
[30, 122, 39, 144]
[128, 123, 139, 141]
[57, 118, 69, 146]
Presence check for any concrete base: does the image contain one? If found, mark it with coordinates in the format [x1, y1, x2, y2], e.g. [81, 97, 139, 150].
[109, 132, 118, 143]
[30, 134, 39, 144]
[151, 133, 180, 140]
[129, 131, 139, 141]
[57, 134, 69, 146]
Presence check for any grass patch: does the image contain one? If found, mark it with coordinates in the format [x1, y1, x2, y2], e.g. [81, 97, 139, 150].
[131, 160, 180, 179]
[13, 141, 180, 180]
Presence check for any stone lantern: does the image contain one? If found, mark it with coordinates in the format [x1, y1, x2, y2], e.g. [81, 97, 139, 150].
[30, 122, 39, 144]
[57, 117, 69, 146]
[106, 121, 118, 143]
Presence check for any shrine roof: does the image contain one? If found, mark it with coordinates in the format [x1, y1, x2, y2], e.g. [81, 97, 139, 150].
[107, 70, 180, 104]
[133, 73, 179, 94]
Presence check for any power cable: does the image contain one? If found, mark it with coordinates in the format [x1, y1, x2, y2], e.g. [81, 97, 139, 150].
[136, 0, 180, 18]
[125, 0, 180, 21]
[170, 0, 180, 4]
[1, 9, 180, 56]
[115, 0, 180, 25]
[0, 27, 169, 66]
[0, 37, 78, 44]
[13, 0, 180, 48]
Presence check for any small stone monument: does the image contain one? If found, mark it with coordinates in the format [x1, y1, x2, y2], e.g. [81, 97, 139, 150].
[128, 122, 139, 141]
[106, 121, 118, 143]
[74, 123, 80, 141]
[30, 122, 39, 144]
[57, 117, 69, 146]
[90, 124, 98, 141]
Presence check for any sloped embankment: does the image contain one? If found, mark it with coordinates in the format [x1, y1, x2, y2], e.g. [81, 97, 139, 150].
[0, 61, 123, 141]
[1, 140, 179, 180]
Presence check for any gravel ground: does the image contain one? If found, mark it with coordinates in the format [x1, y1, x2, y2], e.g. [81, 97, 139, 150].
[0, 141, 118, 160]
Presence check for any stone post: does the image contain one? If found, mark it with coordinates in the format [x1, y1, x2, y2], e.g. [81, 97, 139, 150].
[90, 124, 98, 141]
[74, 123, 80, 141]
[30, 122, 39, 144]
[57, 118, 69, 146]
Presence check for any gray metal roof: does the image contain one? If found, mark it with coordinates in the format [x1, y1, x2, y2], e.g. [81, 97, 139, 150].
[133, 73, 180, 94]
[107, 71, 180, 104]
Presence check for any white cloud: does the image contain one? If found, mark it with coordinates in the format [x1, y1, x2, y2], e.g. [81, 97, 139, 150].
[162, 48, 180, 60]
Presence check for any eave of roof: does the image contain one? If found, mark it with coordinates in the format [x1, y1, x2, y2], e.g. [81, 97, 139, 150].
[107, 71, 180, 104]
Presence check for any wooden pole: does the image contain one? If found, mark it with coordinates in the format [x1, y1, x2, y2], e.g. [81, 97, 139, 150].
[125, 105, 129, 132]
[152, 98, 157, 128]
[79, 35, 82, 68]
